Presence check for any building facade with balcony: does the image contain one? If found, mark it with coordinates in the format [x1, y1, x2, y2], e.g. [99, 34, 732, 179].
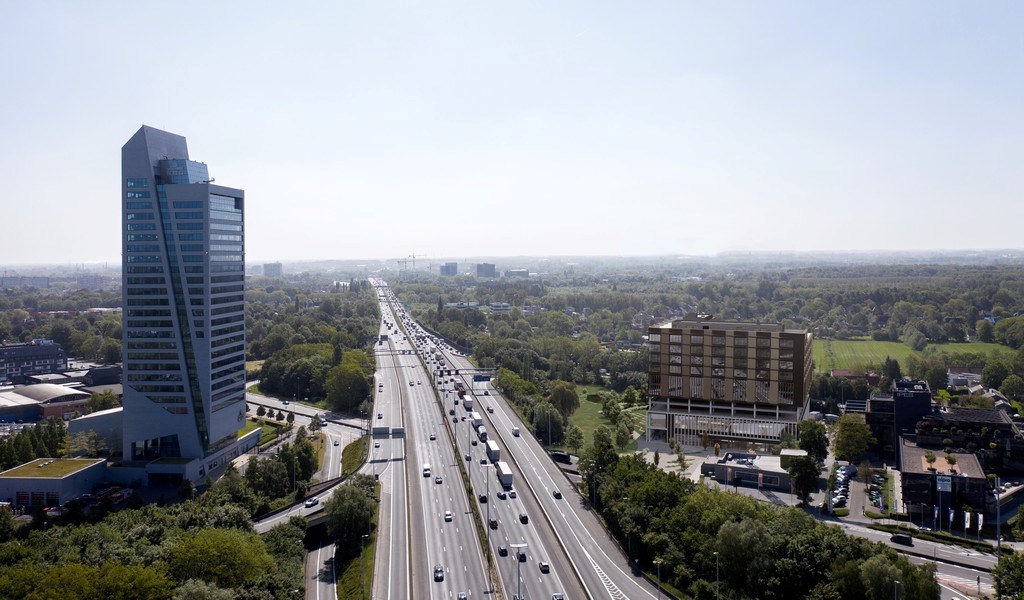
[645, 316, 813, 447]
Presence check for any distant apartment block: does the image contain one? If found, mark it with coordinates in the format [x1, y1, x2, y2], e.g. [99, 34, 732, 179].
[263, 262, 283, 278]
[476, 263, 496, 278]
[646, 316, 813, 446]
[505, 268, 529, 278]
[0, 340, 68, 383]
[75, 274, 106, 291]
[0, 276, 51, 288]
[439, 262, 458, 276]
[489, 302, 511, 314]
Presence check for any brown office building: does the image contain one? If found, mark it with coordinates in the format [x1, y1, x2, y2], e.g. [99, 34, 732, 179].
[646, 316, 813, 446]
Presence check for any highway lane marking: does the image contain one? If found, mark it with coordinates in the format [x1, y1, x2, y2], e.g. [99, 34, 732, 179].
[448, 354, 659, 599]
[937, 574, 992, 596]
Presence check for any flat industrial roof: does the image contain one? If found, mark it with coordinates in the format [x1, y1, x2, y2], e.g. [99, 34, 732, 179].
[0, 458, 104, 479]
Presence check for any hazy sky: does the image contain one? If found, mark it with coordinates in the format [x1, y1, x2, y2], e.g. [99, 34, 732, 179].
[2, 2, 1021, 265]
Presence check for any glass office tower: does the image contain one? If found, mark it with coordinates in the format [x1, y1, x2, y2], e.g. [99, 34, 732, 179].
[121, 126, 246, 477]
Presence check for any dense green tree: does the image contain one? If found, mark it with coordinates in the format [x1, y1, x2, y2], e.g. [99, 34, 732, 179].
[86, 391, 120, 413]
[531, 401, 565, 445]
[994, 315, 1024, 349]
[325, 359, 371, 412]
[798, 420, 829, 464]
[831, 414, 875, 462]
[564, 424, 584, 455]
[244, 456, 290, 499]
[547, 380, 580, 418]
[982, 360, 1011, 390]
[1001, 374, 1024, 401]
[602, 394, 623, 425]
[994, 552, 1024, 598]
[859, 554, 902, 600]
[788, 456, 821, 504]
[977, 320, 995, 343]
[324, 476, 376, 548]
[168, 528, 272, 588]
[173, 579, 235, 600]
[615, 422, 633, 448]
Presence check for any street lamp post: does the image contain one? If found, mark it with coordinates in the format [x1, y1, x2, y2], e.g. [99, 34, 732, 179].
[893, 579, 900, 600]
[997, 477, 1002, 559]
[621, 496, 631, 564]
[714, 551, 720, 600]
[510, 543, 528, 600]
[361, 534, 369, 600]
[483, 464, 494, 547]
[655, 558, 663, 600]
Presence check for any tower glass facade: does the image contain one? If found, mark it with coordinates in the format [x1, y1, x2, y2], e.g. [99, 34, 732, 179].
[121, 126, 246, 465]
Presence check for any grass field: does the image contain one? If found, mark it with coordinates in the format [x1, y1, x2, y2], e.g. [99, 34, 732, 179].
[342, 435, 368, 476]
[547, 387, 640, 453]
[242, 418, 283, 446]
[311, 432, 326, 472]
[237, 419, 262, 438]
[813, 339, 1013, 373]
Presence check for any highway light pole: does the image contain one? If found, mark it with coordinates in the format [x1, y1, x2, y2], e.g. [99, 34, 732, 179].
[361, 533, 369, 600]
[510, 543, 528, 600]
[893, 579, 900, 600]
[483, 464, 494, 547]
[621, 496, 631, 564]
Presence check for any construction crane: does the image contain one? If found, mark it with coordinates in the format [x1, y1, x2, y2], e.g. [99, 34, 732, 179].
[409, 253, 426, 269]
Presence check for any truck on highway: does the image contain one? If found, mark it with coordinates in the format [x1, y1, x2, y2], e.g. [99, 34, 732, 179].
[470, 412, 483, 428]
[477, 426, 487, 442]
[486, 440, 500, 462]
[495, 461, 513, 489]
[462, 396, 474, 411]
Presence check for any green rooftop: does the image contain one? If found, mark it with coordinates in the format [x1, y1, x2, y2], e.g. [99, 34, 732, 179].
[1, 458, 104, 479]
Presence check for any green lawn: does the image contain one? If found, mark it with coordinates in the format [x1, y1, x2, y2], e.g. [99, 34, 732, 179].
[341, 435, 368, 476]
[813, 339, 1013, 373]
[237, 418, 262, 438]
[244, 418, 283, 446]
[550, 390, 640, 454]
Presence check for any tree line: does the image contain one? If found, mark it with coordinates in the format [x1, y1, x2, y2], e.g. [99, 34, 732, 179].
[578, 431, 937, 600]
[0, 467, 307, 599]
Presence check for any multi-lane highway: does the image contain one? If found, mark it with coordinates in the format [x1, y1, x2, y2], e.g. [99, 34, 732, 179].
[368, 302, 411, 600]
[377, 280, 590, 600]
[380, 280, 659, 597]
[375, 286, 491, 598]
